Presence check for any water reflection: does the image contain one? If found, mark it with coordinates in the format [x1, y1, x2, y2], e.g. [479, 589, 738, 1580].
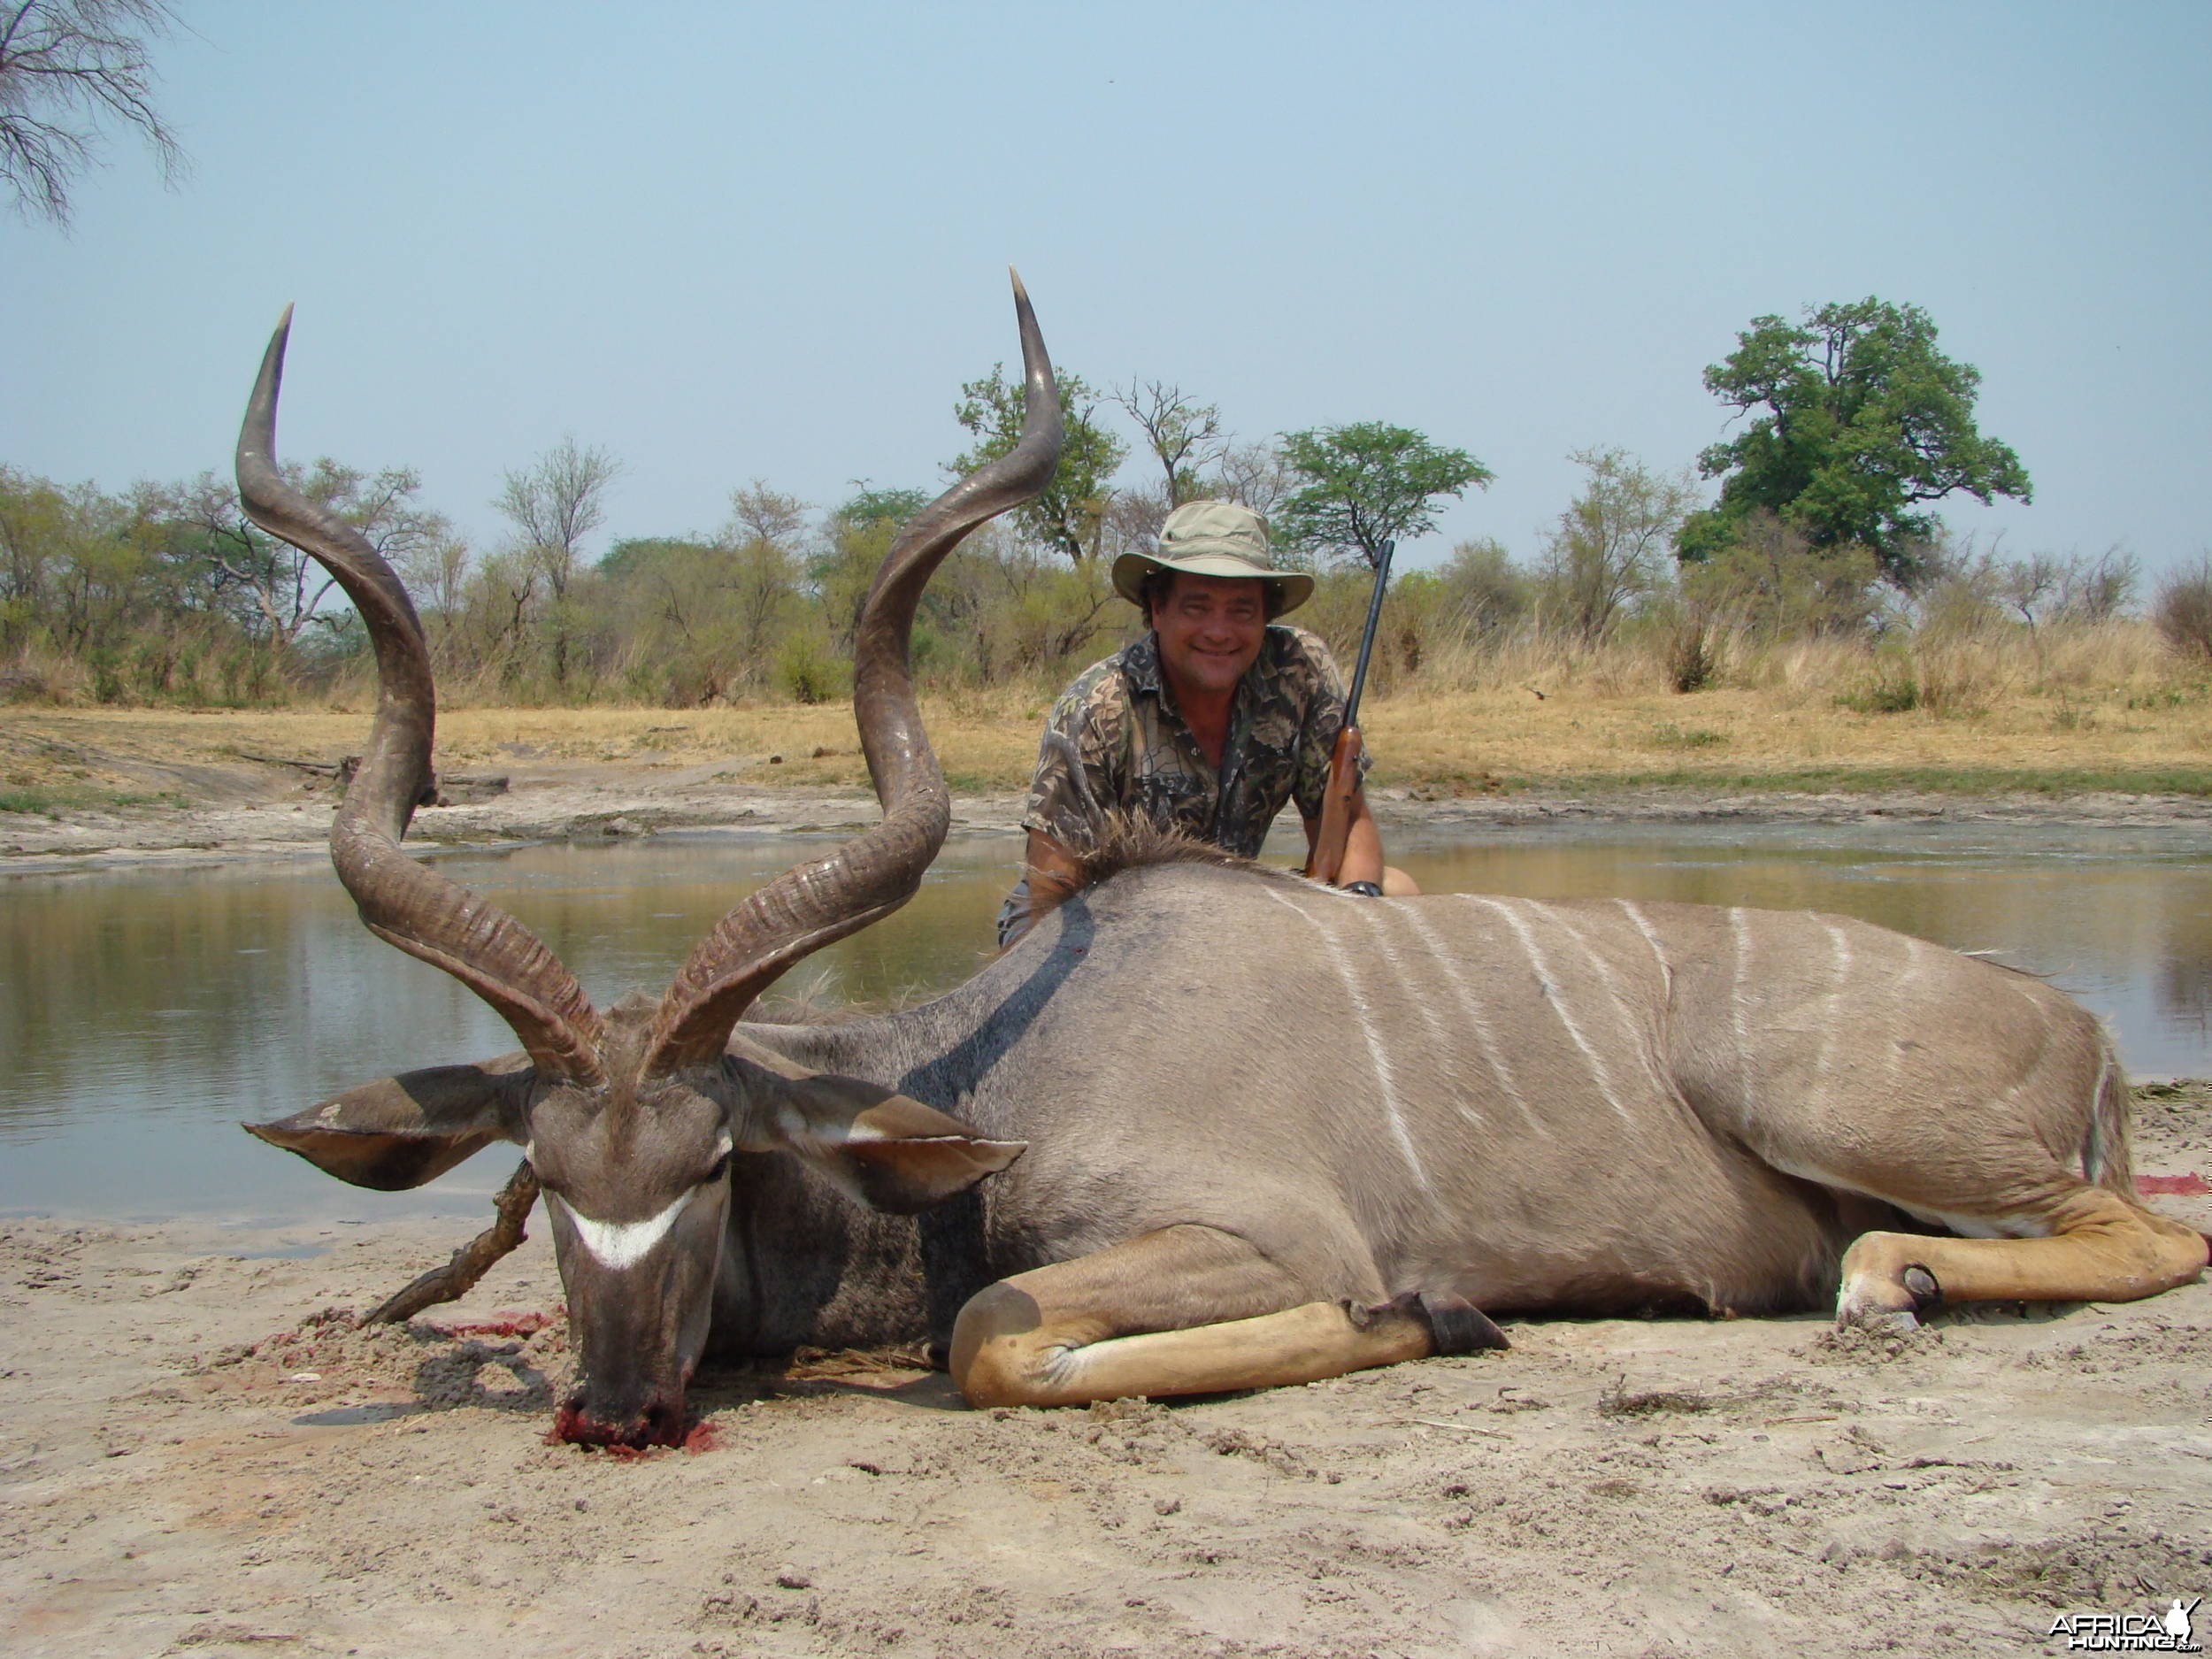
[4, 821, 2207, 1221]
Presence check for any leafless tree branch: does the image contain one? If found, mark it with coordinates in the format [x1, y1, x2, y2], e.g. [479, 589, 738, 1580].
[0, 0, 188, 227]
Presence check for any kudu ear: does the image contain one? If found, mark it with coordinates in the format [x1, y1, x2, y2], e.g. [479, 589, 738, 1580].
[728, 1050, 1025, 1215]
[244, 1059, 532, 1193]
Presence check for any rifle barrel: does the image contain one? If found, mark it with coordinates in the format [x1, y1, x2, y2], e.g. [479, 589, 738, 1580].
[1342, 539, 1394, 730]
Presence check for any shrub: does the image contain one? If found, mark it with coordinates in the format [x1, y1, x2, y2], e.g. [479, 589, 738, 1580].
[1837, 655, 1919, 714]
[1648, 721, 1726, 749]
[774, 629, 849, 704]
[1664, 612, 1721, 693]
[1679, 512, 1880, 641]
[2154, 555, 2212, 662]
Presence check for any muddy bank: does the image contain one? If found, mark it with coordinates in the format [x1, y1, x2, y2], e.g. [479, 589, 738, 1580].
[4, 741, 2208, 876]
[3, 1087, 2208, 1657]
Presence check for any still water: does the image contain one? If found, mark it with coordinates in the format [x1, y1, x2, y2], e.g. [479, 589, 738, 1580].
[4, 821, 2208, 1222]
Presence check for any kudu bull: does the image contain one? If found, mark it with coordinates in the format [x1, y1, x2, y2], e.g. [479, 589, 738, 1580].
[240, 281, 2207, 1448]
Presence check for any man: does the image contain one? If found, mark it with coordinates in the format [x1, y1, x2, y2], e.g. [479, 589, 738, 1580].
[999, 498, 1417, 947]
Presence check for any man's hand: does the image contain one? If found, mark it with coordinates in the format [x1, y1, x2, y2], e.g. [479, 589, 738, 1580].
[1302, 796, 1418, 897]
[1303, 794, 1386, 889]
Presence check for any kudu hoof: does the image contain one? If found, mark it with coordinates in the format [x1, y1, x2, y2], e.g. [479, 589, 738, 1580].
[1414, 1292, 1511, 1356]
[1835, 1263, 1941, 1331]
[1351, 1290, 1510, 1356]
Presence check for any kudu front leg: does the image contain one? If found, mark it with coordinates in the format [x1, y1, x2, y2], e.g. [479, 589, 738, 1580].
[1837, 1186, 2208, 1327]
[949, 1224, 1504, 1408]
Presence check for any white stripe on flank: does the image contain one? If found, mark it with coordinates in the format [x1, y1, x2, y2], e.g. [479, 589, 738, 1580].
[1541, 906, 1665, 1089]
[1728, 908, 1754, 1099]
[1260, 887, 1434, 1195]
[1342, 902, 1486, 1133]
[1617, 900, 1672, 996]
[1816, 919, 1854, 1082]
[1402, 903, 1544, 1136]
[2000, 981, 2057, 1102]
[1470, 895, 1633, 1124]
[2084, 1048, 2111, 1182]
[552, 1188, 694, 1271]
[1886, 936, 1927, 1081]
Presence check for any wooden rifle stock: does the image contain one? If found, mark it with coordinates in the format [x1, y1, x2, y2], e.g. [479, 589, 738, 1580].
[1303, 536, 1394, 885]
[1303, 723, 1364, 884]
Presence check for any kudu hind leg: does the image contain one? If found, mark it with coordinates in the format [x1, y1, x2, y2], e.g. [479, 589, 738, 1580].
[1837, 1185, 2208, 1326]
[949, 1224, 1503, 1408]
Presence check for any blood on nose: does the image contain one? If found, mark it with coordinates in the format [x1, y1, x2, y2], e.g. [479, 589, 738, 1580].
[550, 1389, 690, 1451]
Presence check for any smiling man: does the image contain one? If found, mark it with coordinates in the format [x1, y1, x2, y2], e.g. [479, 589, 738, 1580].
[998, 499, 1416, 948]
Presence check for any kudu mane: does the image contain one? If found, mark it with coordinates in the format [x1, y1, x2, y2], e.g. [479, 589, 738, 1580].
[1039, 812, 1312, 904]
[745, 821, 1300, 1025]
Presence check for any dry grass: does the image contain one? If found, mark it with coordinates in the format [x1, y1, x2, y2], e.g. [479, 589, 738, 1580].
[1363, 680, 2211, 795]
[4, 622, 2208, 805]
[0, 696, 1056, 802]
[1379, 619, 2212, 795]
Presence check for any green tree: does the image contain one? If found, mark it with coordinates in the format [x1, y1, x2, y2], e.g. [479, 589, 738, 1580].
[1535, 448, 1696, 643]
[1274, 423, 1492, 568]
[807, 486, 926, 654]
[0, 467, 156, 657]
[833, 484, 927, 531]
[1681, 298, 2031, 585]
[952, 365, 1126, 562]
[1434, 536, 1532, 639]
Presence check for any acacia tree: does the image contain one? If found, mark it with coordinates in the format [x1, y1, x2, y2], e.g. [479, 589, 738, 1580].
[952, 364, 1126, 562]
[0, 0, 186, 227]
[1275, 422, 1492, 568]
[1680, 298, 2031, 585]
[495, 435, 621, 687]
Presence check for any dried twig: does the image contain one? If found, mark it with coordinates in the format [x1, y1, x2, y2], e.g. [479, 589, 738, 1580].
[365, 1160, 540, 1325]
[1395, 1417, 1511, 1440]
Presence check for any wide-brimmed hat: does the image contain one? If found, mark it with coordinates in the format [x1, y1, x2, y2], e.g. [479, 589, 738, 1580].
[1110, 499, 1314, 616]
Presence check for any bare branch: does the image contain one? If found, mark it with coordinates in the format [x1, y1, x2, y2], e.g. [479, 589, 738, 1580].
[1110, 380, 1225, 508]
[0, 0, 188, 227]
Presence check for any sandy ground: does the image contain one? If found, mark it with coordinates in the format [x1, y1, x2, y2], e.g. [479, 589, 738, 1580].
[2, 1085, 2208, 1659]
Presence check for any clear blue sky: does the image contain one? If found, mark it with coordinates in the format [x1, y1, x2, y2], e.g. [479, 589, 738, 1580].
[6, 2, 2208, 579]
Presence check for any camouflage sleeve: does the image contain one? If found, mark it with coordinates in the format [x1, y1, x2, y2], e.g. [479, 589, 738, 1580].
[1286, 629, 1372, 823]
[1020, 664, 1127, 849]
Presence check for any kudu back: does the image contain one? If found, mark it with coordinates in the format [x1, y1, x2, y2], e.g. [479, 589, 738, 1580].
[239, 286, 2207, 1445]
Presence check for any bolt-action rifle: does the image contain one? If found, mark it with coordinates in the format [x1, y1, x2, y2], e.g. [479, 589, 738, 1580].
[1302, 538, 1394, 886]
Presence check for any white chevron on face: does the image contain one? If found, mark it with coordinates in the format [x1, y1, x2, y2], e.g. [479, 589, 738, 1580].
[554, 1188, 695, 1271]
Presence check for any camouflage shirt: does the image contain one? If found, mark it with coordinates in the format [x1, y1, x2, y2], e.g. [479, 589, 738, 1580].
[1021, 624, 1366, 858]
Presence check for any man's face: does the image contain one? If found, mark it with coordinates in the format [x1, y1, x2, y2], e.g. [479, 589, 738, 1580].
[1149, 573, 1268, 701]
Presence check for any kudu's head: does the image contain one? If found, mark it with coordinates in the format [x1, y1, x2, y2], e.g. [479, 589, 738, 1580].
[238, 279, 1062, 1446]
